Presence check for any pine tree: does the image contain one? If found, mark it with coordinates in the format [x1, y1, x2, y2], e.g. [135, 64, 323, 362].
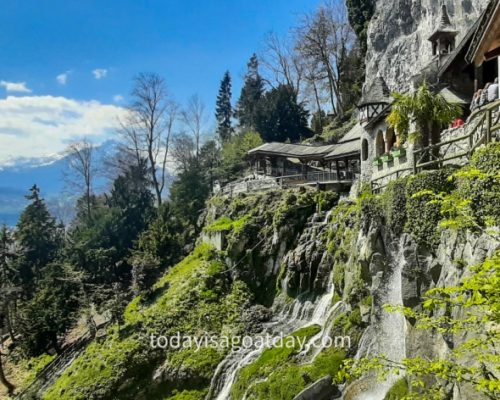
[254, 84, 310, 142]
[215, 71, 233, 143]
[15, 185, 62, 291]
[235, 54, 265, 129]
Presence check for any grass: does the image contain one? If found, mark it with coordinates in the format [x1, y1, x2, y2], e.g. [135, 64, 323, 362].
[204, 216, 249, 233]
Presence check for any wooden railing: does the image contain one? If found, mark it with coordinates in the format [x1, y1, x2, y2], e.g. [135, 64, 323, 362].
[221, 170, 356, 196]
[413, 99, 500, 173]
[371, 168, 413, 194]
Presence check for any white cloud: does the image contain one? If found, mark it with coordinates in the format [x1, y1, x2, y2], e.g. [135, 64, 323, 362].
[92, 68, 108, 80]
[113, 94, 124, 103]
[0, 81, 32, 93]
[56, 71, 70, 85]
[0, 95, 127, 165]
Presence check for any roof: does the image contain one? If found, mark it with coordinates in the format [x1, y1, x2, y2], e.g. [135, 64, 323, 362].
[437, 15, 481, 76]
[324, 124, 362, 160]
[338, 123, 363, 143]
[438, 87, 470, 105]
[428, 4, 458, 42]
[358, 76, 392, 106]
[465, 0, 500, 65]
[247, 142, 337, 159]
[324, 140, 360, 160]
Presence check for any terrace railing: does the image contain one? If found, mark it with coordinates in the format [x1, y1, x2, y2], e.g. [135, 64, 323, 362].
[221, 170, 356, 196]
[413, 99, 500, 173]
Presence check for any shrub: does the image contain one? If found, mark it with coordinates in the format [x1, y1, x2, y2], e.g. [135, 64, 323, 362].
[404, 169, 455, 248]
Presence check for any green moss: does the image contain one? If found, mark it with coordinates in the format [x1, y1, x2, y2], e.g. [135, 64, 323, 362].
[19, 353, 56, 386]
[168, 347, 225, 381]
[231, 325, 321, 399]
[242, 347, 345, 400]
[384, 378, 408, 399]
[44, 333, 145, 400]
[166, 389, 208, 400]
[46, 243, 252, 400]
[204, 215, 250, 233]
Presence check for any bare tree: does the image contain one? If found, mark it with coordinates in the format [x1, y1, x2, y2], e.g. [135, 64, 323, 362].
[261, 31, 304, 96]
[171, 133, 196, 173]
[120, 73, 178, 207]
[64, 139, 96, 220]
[181, 94, 206, 159]
[295, 0, 354, 117]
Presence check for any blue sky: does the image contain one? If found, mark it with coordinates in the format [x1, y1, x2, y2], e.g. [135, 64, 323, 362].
[0, 0, 317, 127]
[0, 0, 320, 164]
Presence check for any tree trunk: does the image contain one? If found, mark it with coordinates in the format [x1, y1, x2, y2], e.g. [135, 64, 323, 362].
[0, 352, 15, 395]
[5, 306, 15, 344]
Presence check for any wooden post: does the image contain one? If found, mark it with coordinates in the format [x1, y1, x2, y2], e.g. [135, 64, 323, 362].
[335, 160, 340, 180]
[486, 108, 492, 143]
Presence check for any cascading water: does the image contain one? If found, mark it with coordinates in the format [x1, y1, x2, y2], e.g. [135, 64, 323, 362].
[207, 212, 343, 400]
[345, 236, 407, 400]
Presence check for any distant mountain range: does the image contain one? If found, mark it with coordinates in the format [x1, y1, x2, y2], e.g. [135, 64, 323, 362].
[0, 140, 119, 227]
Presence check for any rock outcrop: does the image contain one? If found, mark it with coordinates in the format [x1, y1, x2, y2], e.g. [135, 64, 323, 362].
[365, 0, 486, 92]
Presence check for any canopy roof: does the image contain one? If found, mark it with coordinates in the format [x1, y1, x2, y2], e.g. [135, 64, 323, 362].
[247, 142, 336, 160]
[324, 124, 362, 161]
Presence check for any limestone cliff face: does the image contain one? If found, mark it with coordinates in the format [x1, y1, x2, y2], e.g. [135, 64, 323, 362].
[365, 0, 486, 92]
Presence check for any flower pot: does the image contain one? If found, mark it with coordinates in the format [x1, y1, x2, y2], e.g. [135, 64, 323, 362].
[372, 158, 382, 166]
[381, 154, 393, 163]
[391, 148, 406, 158]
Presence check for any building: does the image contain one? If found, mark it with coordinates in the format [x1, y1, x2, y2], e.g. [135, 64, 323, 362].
[238, 1, 500, 196]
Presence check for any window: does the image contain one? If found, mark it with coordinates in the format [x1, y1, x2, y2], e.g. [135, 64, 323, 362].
[361, 139, 368, 161]
[375, 130, 385, 156]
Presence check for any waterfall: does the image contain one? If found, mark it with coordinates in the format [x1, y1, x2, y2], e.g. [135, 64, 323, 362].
[207, 212, 345, 400]
[208, 287, 339, 400]
[345, 236, 407, 400]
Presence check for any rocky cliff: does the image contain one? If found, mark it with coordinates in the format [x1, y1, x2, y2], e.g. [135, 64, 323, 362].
[365, 0, 486, 92]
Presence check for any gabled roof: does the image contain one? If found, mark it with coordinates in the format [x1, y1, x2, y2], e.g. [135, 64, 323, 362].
[247, 142, 337, 159]
[465, 0, 500, 65]
[358, 76, 392, 106]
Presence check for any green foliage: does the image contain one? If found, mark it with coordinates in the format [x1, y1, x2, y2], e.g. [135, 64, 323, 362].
[215, 70, 233, 143]
[386, 82, 462, 144]
[204, 215, 249, 233]
[169, 162, 211, 237]
[404, 169, 455, 248]
[345, 0, 375, 55]
[47, 244, 252, 399]
[131, 203, 185, 295]
[315, 191, 339, 213]
[219, 130, 263, 181]
[19, 354, 56, 386]
[254, 84, 311, 142]
[15, 185, 63, 290]
[384, 378, 409, 399]
[235, 54, 265, 129]
[20, 262, 81, 356]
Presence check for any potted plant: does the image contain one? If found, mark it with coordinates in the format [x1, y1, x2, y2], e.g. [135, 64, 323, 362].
[381, 152, 393, 163]
[372, 157, 382, 166]
[391, 146, 406, 158]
